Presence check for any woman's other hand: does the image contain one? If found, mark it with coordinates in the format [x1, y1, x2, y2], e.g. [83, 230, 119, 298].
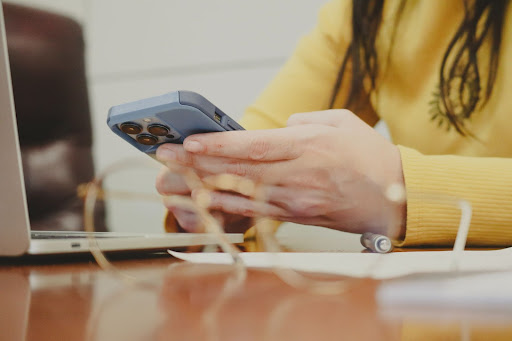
[155, 153, 253, 233]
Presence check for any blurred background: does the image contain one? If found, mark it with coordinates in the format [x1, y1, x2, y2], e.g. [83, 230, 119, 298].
[5, 0, 366, 250]
[7, 0, 325, 169]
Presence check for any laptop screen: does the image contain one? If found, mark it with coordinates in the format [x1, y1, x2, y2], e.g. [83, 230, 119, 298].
[0, 1, 31, 256]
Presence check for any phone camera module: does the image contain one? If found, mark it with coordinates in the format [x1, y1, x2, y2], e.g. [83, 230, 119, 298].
[120, 122, 143, 135]
[136, 133, 158, 146]
[147, 124, 170, 137]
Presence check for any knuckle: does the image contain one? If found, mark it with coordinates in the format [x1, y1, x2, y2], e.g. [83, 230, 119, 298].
[225, 161, 265, 180]
[336, 109, 355, 121]
[155, 169, 171, 195]
[179, 152, 200, 171]
[178, 151, 192, 166]
[231, 201, 255, 217]
[248, 139, 270, 161]
[187, 154, 198, 169]
[287, 169, 329, 189]
[285, 138, 302, 159]
[310, 168, 332, 186]
[238, 206, 255, 217]
[171, 149, 195, 168]
[287, 113, 305, 126]
[287, 196, 324, 217]
[155, 167, 189, 195]
[203, 140, 224, 155]
[316, 109, 353, 127]
[228, 162, 249, 177]
[212, 193, 255, 217]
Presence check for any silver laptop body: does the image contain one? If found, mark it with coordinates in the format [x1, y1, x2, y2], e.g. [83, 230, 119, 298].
[0, 2, 242, 256]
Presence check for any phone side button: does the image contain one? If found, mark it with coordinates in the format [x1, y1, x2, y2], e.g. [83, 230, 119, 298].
[225, 120, 236, 131]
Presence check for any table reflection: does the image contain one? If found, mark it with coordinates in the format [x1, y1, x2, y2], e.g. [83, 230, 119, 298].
[2, 258, 512, 341]
[155, 263, 396, 341]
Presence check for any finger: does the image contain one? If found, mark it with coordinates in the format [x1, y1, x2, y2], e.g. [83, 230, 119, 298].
[263, 184, 355, 217]
[174, 206, 251, 234]
[165, 206, 202, 232]
[156, 144, 191, 165]
[158, 143, 224, 172]
[287, 109, 355, 128]
[193, 190, 289, 220]
[158, 143, 284, 181]
[262, 185, 326, 217]
[181, 129, 304, 161]
[155, 166, 191, 195]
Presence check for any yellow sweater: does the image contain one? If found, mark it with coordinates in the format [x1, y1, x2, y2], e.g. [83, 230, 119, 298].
[240, 0, 512, 246]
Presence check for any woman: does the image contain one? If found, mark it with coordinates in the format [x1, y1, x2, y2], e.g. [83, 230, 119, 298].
[156, 0, 512, 247]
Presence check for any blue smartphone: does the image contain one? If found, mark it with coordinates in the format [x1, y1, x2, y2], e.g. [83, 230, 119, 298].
[107, 90, 244, 155]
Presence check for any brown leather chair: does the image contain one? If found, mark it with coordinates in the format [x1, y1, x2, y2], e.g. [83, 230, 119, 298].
[3, 3, 104, 231]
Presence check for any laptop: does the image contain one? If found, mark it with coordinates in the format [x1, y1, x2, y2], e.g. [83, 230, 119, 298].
[0, 3, 243, 256]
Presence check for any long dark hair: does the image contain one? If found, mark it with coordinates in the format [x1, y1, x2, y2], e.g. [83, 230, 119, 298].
[329, 0, 509, 135]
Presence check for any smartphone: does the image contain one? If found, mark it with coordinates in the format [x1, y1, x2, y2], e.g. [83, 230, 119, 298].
[107, 90, 244, 155]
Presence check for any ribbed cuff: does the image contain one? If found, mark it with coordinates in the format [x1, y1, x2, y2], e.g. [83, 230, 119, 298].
[396, 145, 512, 247]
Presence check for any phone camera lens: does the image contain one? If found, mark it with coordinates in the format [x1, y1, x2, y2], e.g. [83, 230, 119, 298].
[147, 124, 170, 136]
[136, 133, 158, 145]
[120, 122, 142, 135]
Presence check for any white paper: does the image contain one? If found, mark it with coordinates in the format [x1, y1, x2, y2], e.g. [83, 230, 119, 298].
[377, 270, 512, 310]
[169, 247, 512, 280]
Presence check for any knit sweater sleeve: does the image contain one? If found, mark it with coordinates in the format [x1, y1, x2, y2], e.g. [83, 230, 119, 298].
[397, 145, 512, 247]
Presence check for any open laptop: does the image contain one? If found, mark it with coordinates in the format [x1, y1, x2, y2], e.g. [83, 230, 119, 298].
[0, 3, 243, 256]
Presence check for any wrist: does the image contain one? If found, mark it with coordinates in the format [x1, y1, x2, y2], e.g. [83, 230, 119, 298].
[389, 145, 407, 239]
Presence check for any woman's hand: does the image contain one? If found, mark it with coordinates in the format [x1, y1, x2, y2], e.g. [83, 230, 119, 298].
[155, 162, 253, 233]
[156, 110, 405, 237]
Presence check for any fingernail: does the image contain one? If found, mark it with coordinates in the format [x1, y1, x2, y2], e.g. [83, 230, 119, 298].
[156, 146, 176, 161]
[184, 140, 203, 153]
[178, 212, 201, 233]
[181, 221, 201, 233]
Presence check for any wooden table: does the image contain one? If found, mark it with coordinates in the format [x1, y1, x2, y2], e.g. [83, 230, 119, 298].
[1, 253, 512, 341]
